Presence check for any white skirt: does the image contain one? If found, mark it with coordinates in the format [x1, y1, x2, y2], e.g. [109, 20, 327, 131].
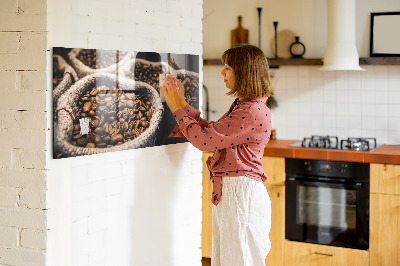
[212, 176, 271, 266]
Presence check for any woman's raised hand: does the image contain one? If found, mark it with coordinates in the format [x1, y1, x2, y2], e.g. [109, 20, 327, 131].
[161, 74, 187, 113]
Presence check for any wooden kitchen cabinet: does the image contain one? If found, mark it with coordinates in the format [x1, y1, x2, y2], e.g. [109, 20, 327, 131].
[284, 241, 369, 266]
[370, 193, 400, 266]
[264, 184, 285, 266]
[370, 163, 400, 195]
[370, 163, 400, 266]
[202, 152, 213, 258]
[262, 156, 285, 266]
[201, 154, 286, 265]
[261, 156, 285, 186]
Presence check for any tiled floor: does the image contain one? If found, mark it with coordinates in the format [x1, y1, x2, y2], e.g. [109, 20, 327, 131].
[202, 257, 211, 266]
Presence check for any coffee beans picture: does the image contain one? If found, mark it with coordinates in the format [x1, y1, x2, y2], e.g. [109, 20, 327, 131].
[71, 85, 153, 148]
[77, 49, 129, 69]
[53, 47, 199, 159]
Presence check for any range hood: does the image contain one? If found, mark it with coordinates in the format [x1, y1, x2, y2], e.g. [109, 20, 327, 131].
[320, 0, 365, 71]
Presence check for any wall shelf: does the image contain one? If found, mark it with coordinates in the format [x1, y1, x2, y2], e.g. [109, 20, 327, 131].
[268, 58, 323, 67]
[203, 57, 400, 67]
[359, 57, 400, 65]
[203, 58, 322, 67]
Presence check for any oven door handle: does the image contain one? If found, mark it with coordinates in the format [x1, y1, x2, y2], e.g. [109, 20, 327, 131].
[286, 177, 364, 189]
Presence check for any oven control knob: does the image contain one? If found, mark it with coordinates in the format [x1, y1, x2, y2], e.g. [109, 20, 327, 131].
[304, 162, 312, 171]
[340, 164, 347, 174]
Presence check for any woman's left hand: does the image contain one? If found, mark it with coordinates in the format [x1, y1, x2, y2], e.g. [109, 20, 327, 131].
[161, 75, 186, 113]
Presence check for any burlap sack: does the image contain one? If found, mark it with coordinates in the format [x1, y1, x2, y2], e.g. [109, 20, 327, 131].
[68, 48, 134, 78]
[52, 55, 79, 110]
[55, 72, 163, 157]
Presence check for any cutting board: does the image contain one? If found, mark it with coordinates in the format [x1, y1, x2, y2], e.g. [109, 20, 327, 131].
[231, 16, 249, 48]
[270, 29, 296, 58]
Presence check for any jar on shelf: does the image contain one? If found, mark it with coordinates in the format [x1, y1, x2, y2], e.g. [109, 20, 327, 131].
[289, 36, 306, 58]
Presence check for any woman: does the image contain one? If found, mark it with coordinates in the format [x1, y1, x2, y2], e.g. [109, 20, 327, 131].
[161, 44, 273, 266]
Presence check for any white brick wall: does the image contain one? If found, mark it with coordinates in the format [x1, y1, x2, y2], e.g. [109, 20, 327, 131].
[21, 229, 47, 250]
[0, 169, 47, 189]
[0, 187, 19, 208]
[0, 248, 46, 266]
[0, 227, 19, 247]
[46, 1, 203, 266]
[0, 0, 48, 265]
[0, 208, 46, 230]
[20, 189, 47, 209]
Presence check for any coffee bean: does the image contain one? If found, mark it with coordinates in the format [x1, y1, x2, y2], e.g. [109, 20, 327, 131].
[94, 126, 105, 135]
[103, 135, 111, 144]
[73, 133, 82, 140]
[97, 143, 107, 148]
[108, 116, 116, 123]
[90, 119, 99, 128]
[83, 102, 92, 112]
[111, 134, 124, 145]
[77, 138, 88, 147]
[94, 135, 102, 143]
[141, 121, 149, 127]
[86, 143, 95, 148]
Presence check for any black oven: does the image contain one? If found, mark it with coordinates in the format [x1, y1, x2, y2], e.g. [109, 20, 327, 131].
[285, 158, 369, 250]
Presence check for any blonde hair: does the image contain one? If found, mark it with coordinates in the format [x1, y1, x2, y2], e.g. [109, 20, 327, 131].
[221, 44, 273, 99]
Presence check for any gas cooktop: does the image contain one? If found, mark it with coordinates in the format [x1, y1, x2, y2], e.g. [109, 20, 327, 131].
[289, 135, 383, 151]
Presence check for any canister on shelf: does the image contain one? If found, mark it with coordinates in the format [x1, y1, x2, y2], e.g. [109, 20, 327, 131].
[270, 129, 276, 140]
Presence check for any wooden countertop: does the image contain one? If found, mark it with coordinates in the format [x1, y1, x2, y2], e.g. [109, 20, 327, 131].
[263, 139, 400, 165]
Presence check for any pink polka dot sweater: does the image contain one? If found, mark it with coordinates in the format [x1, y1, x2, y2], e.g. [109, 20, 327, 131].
[169, 97, 272, 206]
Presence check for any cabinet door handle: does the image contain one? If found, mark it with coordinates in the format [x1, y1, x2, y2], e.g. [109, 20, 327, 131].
[314, 252, 335, 257]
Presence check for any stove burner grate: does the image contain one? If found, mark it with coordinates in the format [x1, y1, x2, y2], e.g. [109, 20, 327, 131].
[301, 135, 339, 149]
[340, 137, 377, 151]
[298, 136, 378, 151]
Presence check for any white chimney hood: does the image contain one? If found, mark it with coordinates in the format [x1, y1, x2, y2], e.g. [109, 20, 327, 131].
[320, 0, 365, 71]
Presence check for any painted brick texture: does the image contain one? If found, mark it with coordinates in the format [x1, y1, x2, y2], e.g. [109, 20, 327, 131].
[0, 0, 48, 265]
